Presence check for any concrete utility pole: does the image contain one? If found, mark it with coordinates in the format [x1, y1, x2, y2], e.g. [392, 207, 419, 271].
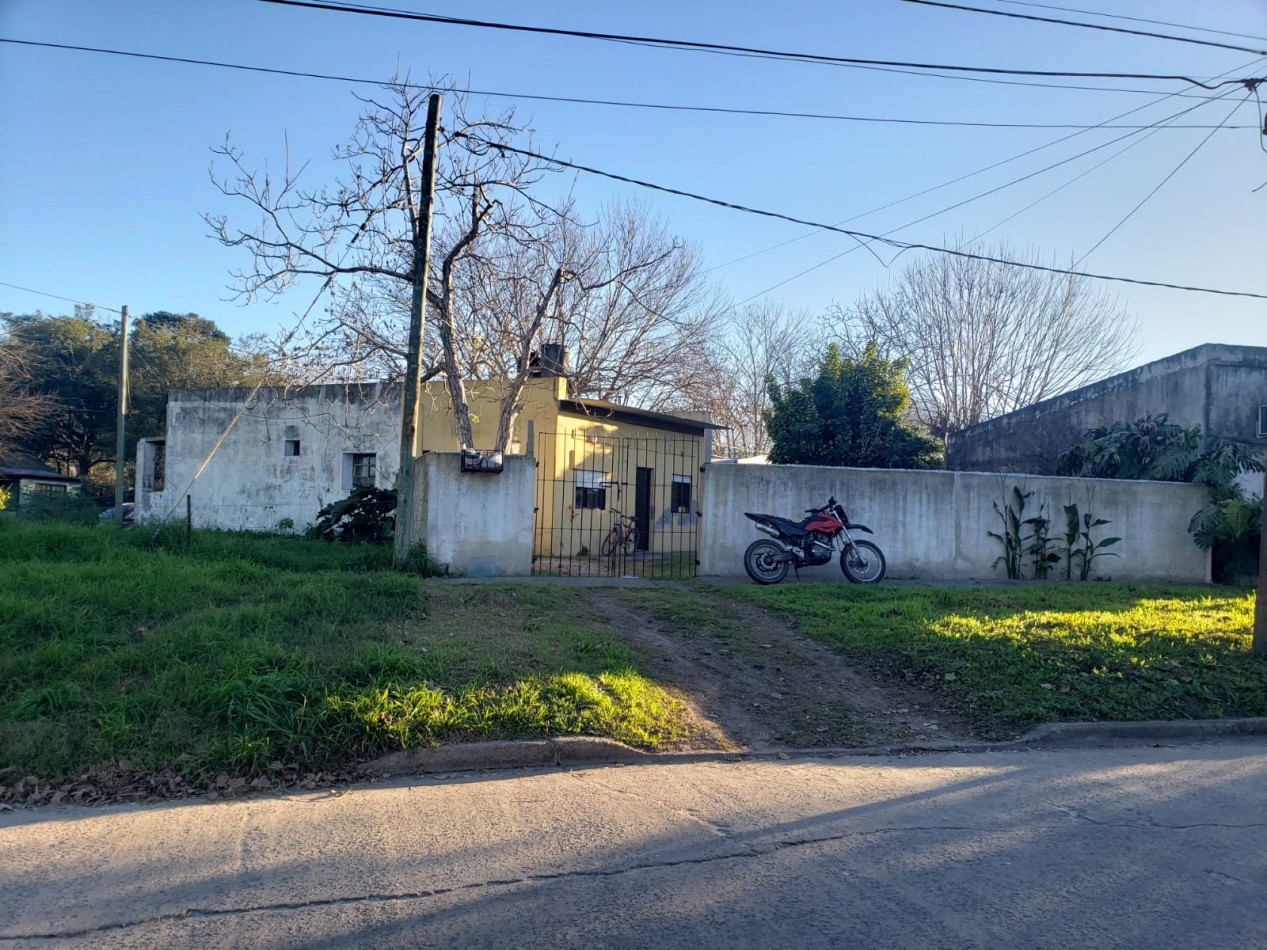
[1254, 463, 1267, 654]
[113, 305, 130, 526]
[393, 93, 442, 567]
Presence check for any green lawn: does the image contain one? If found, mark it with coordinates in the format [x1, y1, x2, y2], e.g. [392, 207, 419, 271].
[720, 582, 1264, 739]
[0, 523, 690, 785]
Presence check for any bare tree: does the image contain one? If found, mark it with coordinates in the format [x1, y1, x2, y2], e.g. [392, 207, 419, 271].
[0, 328, 59, 451]
[207, 80, 719, 452]
[695, 302, 817, 459]
[829, 244, 1140, 439]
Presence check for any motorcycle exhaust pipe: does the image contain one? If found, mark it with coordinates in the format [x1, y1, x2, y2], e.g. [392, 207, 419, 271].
[754, 522, 780, 539]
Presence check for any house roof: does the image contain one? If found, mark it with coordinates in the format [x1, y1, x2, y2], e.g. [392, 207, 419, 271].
[558, 398, 726, 436]
[0, 449, 80, 482]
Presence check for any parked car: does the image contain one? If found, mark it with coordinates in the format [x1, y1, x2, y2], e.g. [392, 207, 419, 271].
[99, 502, 135, 526]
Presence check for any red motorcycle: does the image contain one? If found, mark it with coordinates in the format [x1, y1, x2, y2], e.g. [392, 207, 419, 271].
[743, 496, 886, 585]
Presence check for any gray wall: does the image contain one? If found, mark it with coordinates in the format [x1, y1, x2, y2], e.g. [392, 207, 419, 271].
[413, 452, 534, 577]
[699, 462, 1211, 583]
[946, 344, 1267, 474]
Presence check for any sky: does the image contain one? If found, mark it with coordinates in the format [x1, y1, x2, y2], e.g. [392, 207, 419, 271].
[1, 0, 1264, 372]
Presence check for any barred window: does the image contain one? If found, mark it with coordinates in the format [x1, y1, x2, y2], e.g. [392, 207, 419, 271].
[671, 474, 692, 513]
[351, 453, 376, 488]
[574, 470, 608, 510]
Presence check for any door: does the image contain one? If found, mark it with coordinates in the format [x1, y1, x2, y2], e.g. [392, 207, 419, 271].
[634, 467, 653, 551]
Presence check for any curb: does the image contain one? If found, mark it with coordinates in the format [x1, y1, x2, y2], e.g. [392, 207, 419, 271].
[363, 718, 1267, 777]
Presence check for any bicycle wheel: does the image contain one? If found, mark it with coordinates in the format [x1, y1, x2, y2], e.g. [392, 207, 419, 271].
[621, 526, 638, 555]
[600, 528, 618, 557]
[840, 540, 886, 583]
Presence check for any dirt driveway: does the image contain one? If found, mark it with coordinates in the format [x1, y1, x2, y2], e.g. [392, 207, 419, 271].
[578, 585, 970, 751]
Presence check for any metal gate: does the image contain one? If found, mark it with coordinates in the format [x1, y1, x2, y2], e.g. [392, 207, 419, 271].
[532, 431, 701, 579]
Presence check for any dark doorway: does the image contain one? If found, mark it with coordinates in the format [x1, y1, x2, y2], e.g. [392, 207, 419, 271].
[634, 467, 653, 551]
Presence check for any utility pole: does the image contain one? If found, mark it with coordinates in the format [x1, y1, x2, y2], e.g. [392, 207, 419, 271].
[1254, 461, 1267, 654]
[113, 305, 130, 526]
[393, 93, 442, 567]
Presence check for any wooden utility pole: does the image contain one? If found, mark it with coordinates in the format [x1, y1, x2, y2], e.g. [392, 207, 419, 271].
[393, 93, 442, 567]
[113, 305, 130, 525]
[1254, 463, 1267, 654]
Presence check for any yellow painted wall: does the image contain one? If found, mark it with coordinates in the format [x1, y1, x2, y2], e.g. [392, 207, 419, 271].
[417, 377, 564, 453]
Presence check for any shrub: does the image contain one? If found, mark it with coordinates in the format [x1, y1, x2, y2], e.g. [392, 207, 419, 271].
[306, 487, 396, 544]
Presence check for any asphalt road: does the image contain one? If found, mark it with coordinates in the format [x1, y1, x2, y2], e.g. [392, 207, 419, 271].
[3, 740, 1266, 949]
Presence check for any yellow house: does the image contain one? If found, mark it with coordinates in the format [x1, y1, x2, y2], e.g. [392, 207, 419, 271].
[415, 366, 719, 575]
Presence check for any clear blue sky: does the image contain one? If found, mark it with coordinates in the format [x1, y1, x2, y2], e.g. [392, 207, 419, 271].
[1, 0, 1263, 368]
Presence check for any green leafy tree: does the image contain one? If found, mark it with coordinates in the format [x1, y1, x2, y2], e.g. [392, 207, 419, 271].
[765, 342, 942, 469]
[1056, 413, 1263, 581]
[2, 309, 277, 490]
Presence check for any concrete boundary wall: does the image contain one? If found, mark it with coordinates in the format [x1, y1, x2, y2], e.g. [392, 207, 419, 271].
[699, 463, 1211, 583]
[413, 452, 534, 577]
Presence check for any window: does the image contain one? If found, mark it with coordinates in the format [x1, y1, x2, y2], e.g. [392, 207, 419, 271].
[284, 439, 301, 457]
[351, 453, 377, 488]
[671, 474, 692, 513]
[574, 470, 608, 510]
[1259, 405, 1267, 439]
[26, 482, 68, 496]
[144, 440, 166, 492]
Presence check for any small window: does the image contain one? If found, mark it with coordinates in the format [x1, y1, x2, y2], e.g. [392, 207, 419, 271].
[284, 439, 301, 457]
[1259, 405, 1267, 439]
[351, 453, 377, 488]
[671, 474, 692, 513]
[27, 482, 68, 496]
[574, 470, 608, 510]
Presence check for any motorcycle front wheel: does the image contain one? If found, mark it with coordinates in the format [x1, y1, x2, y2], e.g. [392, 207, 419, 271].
[840, 540, 886, 583]
[744, 539, 790, 585]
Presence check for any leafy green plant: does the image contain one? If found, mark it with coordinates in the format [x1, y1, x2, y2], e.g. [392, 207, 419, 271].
[1061, 504, 1082, 582]
[1189, 493, 1261, 582]
[307, 487, 396, 544]
[989, 486, 1033, 579]
[989, 487, 1061, 580]
[1075, 507, 1120, 580]
[1025, 502, 1060, 580]
[18, 491, 100, 525]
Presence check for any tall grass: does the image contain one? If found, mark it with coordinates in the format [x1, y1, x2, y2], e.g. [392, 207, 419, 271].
[1, 523, 687, 783]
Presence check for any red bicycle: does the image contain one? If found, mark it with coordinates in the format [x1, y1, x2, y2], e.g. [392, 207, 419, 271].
[600, 508, 638, 557]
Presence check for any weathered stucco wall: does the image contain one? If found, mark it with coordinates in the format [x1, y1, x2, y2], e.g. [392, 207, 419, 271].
[413, 452, 534, 576]
[698, 463, 1211, 583]
[137, 384, 404, 531]
[946, 344, 1267, 474]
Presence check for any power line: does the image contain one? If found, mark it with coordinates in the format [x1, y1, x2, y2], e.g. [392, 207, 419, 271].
[705, 56, 1263, 274]
[1073, 92, 1253, 266]
[6, 38, 1253, 131]
[732, 86, 1243, 305]
[258, 0, 1258, 90]
[991, 1, 1267, 45]
[899, 0, 1267, 56]
[451, 131, 1267, 300]
[0, 280, 121, 314]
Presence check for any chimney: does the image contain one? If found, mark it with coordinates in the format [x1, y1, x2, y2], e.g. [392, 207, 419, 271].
[528, 343, 569, 378]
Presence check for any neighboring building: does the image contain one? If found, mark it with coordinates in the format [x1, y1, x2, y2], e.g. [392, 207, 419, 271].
[946, 344, 1267, 475]
[136, 354, 722, 563]
[0, 450, 81, 509]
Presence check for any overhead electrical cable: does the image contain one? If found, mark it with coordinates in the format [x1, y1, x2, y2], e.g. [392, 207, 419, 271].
[731, 86, 1244, 305]
[448, 131, 1267, 300]
[5, 37, 1253, 129]
[990, 0, 1267, 44]
[1073, 92, 1253, 266]
[898, 0, 1267, 56]
[0, 280, 121, 314]
[704, 56, 1263, 274]
[257, 0, 1258, 90]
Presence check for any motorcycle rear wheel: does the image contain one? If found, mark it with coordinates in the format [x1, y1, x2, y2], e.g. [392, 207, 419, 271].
[840, 540, 886, 584]
[744, 539, 790, 585]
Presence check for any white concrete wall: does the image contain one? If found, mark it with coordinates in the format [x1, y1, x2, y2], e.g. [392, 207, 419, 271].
[413, 452, 535, 577]
[136, 384, 402, 531]
[699, 463, 1212, 583]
